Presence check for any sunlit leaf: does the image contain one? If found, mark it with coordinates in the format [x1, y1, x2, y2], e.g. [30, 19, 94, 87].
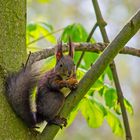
[104, 87, 118, 108]
[26, 22, 57, 46]
[86, 88, 95, 96]
[99, 87, 104, 96]
[74, 52, 82, 64]
[106, 111, 124, 136]
[61, 23, 95, 43]
[27, 23, 37, 32]
[26, 23, 40, 42]
[74, 52, 99, 70]
[92, 79, 104, 91]
[80, 97, 105, 128]
[38, 23, 56, 44]
[93, 99, 107, 116]
[82, 52, 99, 69]
[105, 66, 113, 81]
[114, 103, 121, 115]
[76, 67, 87, 80]
[41, 56, 56, 72]
[67, 104, 80, 126]
[124, 98, 134, 115]
[39, 22, 53, 31]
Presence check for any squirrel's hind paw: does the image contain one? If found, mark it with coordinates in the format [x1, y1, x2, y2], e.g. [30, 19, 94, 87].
[48, 116, 67, 128]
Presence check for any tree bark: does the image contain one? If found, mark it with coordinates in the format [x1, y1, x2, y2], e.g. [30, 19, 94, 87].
[0, 1, 35, 139]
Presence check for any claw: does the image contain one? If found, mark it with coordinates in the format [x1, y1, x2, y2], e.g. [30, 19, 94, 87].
[48, 116, 67, 128]
[70, 83, 78, 90]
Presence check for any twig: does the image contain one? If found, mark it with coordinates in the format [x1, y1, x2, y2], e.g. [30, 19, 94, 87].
[76, 22, 98, 68]
[24, 51, 32, 71]
[92, 0, 132, 139]
[110, 62, 132, 140]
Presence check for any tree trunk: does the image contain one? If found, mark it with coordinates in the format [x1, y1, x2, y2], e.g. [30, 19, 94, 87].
[0, 1, 35, 139]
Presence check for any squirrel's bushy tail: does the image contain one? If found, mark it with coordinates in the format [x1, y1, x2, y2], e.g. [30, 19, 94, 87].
[5, 67, 39, 126]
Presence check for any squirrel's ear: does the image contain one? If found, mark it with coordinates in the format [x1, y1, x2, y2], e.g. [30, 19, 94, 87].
[68, 37, 74, 58]
[56, 40, 63, 62]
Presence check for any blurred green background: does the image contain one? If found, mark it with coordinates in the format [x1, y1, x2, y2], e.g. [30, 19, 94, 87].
[27, 0, 140, 139]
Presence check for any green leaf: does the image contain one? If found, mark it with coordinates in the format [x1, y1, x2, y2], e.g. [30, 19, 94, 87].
[41, 56, 56, 72]
[26, 22, 57, 46]
[114, 103, 121, 115]
[74, 52, 82, 64]
[104, 66, 113, 81]
[37, 23, 57, 44]
[104, 87, 118, 108]
[124, 98, 134, 115]
[27, 23, 37, 32]
[80, 98, 105, 128]
[74, 51, 96, 72]
[86, 88, 95, 96]
[26, 23, 40, 41]
[76, 67, 87, 80]
[92, 79, 104, 91]
[86, 78, 104, 96]
[82, 52, 99, 69]
[93, 99, 107, 116]
[61, 23, 95, 42]
[98, 87, 104, 96]
[67, 104, 79, 126]
[74, 52, 99, 70]
[106, 111, 124, 136]
[39, 22, 53, 31]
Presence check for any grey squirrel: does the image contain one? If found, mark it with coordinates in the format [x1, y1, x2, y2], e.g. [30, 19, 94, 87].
[5, 40, 78, 129]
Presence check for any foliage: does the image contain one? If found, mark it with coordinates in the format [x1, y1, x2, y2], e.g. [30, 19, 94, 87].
[26, 22, 56, 52]
[26, 22, 134, 137]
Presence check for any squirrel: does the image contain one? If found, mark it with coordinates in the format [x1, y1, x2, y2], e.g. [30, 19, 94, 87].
[5, 39, 78, 129]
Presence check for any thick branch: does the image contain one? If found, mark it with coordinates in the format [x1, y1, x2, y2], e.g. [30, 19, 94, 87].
[29, 42, 140, 65]
[37, 10, 140, 140]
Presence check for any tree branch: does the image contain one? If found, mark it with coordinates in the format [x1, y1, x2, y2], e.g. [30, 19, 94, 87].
[37, 9, 140, 140]
[92, 0, 132, 139]
[28, 42, 140, 65]
[110, 62, 132, 140]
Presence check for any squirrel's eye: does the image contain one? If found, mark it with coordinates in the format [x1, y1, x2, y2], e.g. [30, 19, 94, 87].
[60, 64, 63, 67]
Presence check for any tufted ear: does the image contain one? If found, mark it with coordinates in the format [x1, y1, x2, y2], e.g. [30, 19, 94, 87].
[68, 37, 74, 58]
[56, 40, 63, 63]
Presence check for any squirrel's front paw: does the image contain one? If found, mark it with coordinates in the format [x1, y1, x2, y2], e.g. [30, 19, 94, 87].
[70, 82, 78, 90]
[67, 78, 78, 90]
